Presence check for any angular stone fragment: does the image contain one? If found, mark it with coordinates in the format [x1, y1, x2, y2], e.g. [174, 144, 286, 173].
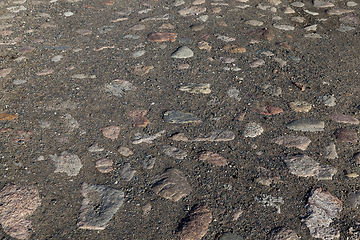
[152, 168, 192, 201]
[327, 9, 354, 15]
[286, 118, 324, 132]
[255, 105, 283, 115]
[283, 155, 337, 180]
[101, 125, 121, 140]
[163, 110, 201, 123]
[178, 6, 206, 16]
[176, 204, 212, 240]
[105, 80, 137, 96]
[132, 130, 165, 144]
[95, 158, 113, 173]
[347, 192, 360, 208]
[147, 32, 177, 42]
[0, 68, 12, 77]
[334, 128, 358, 143]
[322, 143, 338, 159]
[313, 0, 334, 8]
[127, 109, 150, 127]
[118, 146, 133, 157]
[289, 101, 312, 112]
[255, 167, 281, 186]
[119, 163, 136, 181]
[171, 46, 194, 59]
[193, 130, 235, 141]
[243, 123, 263, 138]
[170, 133, 189, 141]
[246, 20, 264, 26]
[198, 41, 211, 51]
[274, 25, 295, 31]
[198, 151, 228, 166]
[245, 28, 275, 41]
[50, 151, 83, 176]
[318, 95, 336, 106]
[76, 29, 92, 35]
[227, 87, 241, 101]
[328, 113, 359, 124]
[179, 83, 211, 94]
[266, 227, 300, 240]
[161, 145, 187, 159]
[0, 184, 41, 240]
[215, 34, 236, 42]
[143, 155, 155, 169]
[339, 14, 360, 25]
[303, 188, 342, 240]
[12, 130, 32, 143]
[77, 183, 124, 230]
[272, 135, 311, 150]
[250, 59, 265, 68]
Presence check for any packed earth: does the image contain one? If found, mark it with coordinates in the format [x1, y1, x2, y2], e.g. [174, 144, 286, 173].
[1, 0, 360, 239]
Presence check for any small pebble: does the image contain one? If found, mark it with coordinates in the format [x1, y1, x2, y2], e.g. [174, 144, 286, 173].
[243, 123, 263, 138]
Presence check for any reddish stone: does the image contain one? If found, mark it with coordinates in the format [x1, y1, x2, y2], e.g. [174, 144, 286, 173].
[255, 105, 283, 115]
[198, 151, 228, 166]
[127, 109, 150, 127]
[101, 125, 120, 140]
[334, 128, 358, 143]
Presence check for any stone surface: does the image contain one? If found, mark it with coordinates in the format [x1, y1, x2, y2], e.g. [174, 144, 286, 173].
[354, 152, 360, 164]
[50, 151, 83, 177]
[327, 9, 354, 15]
[193, 130, 235, 142]
[161, 145, 187, 159]
[198, 151, 228, 166]
[255, 194, 284, 213]
[105, 80, 136, 96]
[101, 125, 121, 140]
[289, 101, 312, 112]
[322, 143, 338, 159]
[179, 83, 211, 94]
[245, 28, 275, 41]
[227, 87, 242, 101]
[176, 204, 212, 240]
[328, 113, 359, 124]
[266, 227, 300, 240]
[255, 167, 281, 186]
[222, 45, 246, 53]
[243, 123, 264, 138]
[313, 0, 334, 8]
[262, 84, 282, 97]
[334, 128, 358, 143]
[127, 109, 150, 127]
[0, 184, 41, 240]
[95, 158, 113, 173]
[132, 130, 165, 144]
[283, 155, 337, 180]
[147, 32, 177, 42]
[171, 46, 194, 59]
[255, 105, 283, 115]
[178, 6, 206, 16]
[152, 168, 192, 201]
[0, 112, 18, 121]
[77, 183, 124, 230]
[272, 135, 311, 150]
[163, 110, 201, 123]
[347, 192, 360, 208]
[286, 118, 324, 132]
[143, 155, 155, 169]
[219, 232, 244, 240]
[120, 163, 136, 181]
[318, 95, 336, 106]
[303, 188, 342, 240]
[118, 146, 134, 157]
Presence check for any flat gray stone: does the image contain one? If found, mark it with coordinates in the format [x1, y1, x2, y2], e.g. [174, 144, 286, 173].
[179, 83, 211, 94]
[152, 168, 192, 201]
[243, 123, 263, 138]
[163, 110, 201, 123]
[161, 145, 187, 159]
[318, 95, 336, 106]
[272, 135, 311, 150]
[119, 163, 136, 181]
[286, 118, 324, 132]
[313, 0, 334, 8]
[336, 25, 356, 32]
[77, 183, 124, 230]
[347, 192, 360, 208]
[219, 232, 244, 240]
[262, 84, 282, 97]
[328, 113, 359, 124]
[322, 143, 338, 159]
[283, 154, 337, 180]
[50, 151, 83, 177]
[171, 46, 194, 59]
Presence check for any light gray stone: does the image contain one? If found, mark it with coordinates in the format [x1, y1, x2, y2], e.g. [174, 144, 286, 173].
[286, 118, 324, 132]
[171, 46, 194, 58]
[163, 110, 201, 123]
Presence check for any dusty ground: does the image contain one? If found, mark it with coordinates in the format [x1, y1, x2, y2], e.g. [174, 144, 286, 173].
[1, 0, 360, 239]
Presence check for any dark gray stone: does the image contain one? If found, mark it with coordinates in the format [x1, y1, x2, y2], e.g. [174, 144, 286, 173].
[163, 110, 201, 123]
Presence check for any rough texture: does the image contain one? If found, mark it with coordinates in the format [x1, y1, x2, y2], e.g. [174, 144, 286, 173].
[243, 123, 264, 137]
[50, 151, 83, 176]
[266, 227, 300, 240]
[334, 128, 358, 142]
[152, 168, 192, 202]
[303, 188, 342, 240]
[272, 135, 311, 150]
[0, 184, 41, 240]
[161, 145, 187, 159]
[198, 151, 228, 166]
[77, 183, 124, 230]
[176, 204, 212, 240]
